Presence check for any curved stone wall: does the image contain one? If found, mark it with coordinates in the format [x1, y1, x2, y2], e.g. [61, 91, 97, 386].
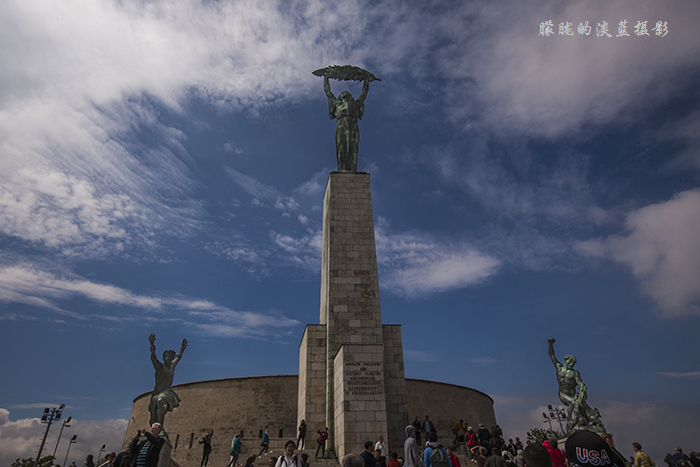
[405, 379, 496, 438]
[124, 376, 495, 466]
[125, 376, 299, 467]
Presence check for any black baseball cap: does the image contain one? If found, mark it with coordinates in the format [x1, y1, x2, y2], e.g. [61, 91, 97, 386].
[565, 431, 614, 467]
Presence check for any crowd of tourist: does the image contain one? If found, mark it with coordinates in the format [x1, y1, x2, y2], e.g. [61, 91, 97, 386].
[52, 417, 697, 467]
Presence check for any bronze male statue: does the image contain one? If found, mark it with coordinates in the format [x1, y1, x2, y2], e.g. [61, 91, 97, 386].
[313, 65, 380, 173]
[548, 337, 605, 433]
[148, 333, 187, 428]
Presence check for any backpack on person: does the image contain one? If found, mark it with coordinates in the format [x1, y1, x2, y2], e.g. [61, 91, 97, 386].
[430, 446, 449, 467]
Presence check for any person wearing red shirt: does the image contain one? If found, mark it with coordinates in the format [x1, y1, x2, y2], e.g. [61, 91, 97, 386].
[446, 446, 461, 467]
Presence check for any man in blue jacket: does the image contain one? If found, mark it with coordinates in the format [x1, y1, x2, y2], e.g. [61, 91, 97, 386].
[424, 433, 452, 467]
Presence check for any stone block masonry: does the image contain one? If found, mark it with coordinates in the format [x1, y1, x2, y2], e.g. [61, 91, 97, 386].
[300, 172, 408, 459]
[298, 325, 328, 434]
[333, 344, 388, 459]
[124, 375, 494, 467]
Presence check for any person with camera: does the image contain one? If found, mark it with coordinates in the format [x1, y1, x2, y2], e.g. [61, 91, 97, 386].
[129, 423, 165, 467]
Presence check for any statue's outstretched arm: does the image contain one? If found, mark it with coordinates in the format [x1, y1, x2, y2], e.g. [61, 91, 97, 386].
[548, 337, 559, 367]
[149, 333, 160, 367]
[323, 76, 335, 99]
[324, 76, 337, 119]
[173, 338, 188, 366]
[357, 79, 369, 104]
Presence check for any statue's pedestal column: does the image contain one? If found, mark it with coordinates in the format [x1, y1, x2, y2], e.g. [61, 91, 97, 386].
[320, 173, 384, 458]
[298, 172, 407, 459]
[333, 345, 388, 460]
[158, 437, 174, 467]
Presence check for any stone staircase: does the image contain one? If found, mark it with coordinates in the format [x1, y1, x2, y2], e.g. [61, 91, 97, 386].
[245, 454, 340, 467]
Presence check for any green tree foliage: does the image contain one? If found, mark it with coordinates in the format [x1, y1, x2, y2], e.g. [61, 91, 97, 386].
[527, 428, 563, 443]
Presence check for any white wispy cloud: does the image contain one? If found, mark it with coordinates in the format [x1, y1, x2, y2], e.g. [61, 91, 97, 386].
[576, 189, 700, 316]
[294, 170, 329, 199]
[271, 230, 323, 272]
[659, 110, 700, 171]
[0, 313, 39, 322]
[225, 167, 284, 202]
[218, 182, 501, 296]
[2, 0, 697, 262]
[0, 0, 397, 262]
[0, 263, 299, 337]
[187, 310, 299, 338]
[375, 222, 500, 297]
[398, 137, 618, 277]
[404, 350, 437, 363]
[442, 1, 700, 138]
[431, 141, 605, 226]
[1, 0, 697, 317]
[0, 264, 164, 311]
[203, 240, 271, 278]
[213, 169, 326, 272]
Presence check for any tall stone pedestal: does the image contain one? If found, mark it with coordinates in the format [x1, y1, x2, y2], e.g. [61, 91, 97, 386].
[334, 345, 388, 456]
[158, 437, 176, 467]
[298, 173, 408, 459]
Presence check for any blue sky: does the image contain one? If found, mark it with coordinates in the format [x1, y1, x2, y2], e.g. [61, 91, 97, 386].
[1, 0, 699, 465]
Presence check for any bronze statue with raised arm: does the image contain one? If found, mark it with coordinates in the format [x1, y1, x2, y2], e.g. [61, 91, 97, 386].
[148, 333, 188, 428]
[313, 65, 380, 173]
[548, 337, 605, 434]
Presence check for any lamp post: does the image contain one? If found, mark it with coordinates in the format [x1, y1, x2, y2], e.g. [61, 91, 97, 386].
[64, 434, 78, 467]
[542, 412, 552, 430]
[546, 404, 567, 432]
[35, 404, 66, 467]
[97, 444, 106, 463]
[53, 417, 72, 459]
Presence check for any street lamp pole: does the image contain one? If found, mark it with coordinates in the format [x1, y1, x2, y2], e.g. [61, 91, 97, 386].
[542, 412, 553, 430]
[52, 417, 72, 459]
[97, 444, 106, 463]
[64, 435, 78, 467]
[547, 405, 567, 433]
[35, 404, 66, 467]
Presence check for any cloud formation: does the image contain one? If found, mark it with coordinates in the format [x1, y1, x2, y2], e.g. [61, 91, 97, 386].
[0, 263, 299, 336]
[376, 223, 500, 297]
[2, 0, 697, 289]
[404, 350, 437, 363]
[577, 189, 700, 316]
[0, 0, 369, 260]
[445, 1, 700, 138]
[0, 409, 127, 467]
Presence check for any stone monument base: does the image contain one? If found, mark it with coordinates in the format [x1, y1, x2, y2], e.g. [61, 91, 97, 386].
[124, 376, 496, 466]
[333, 344, 388, 460]
[158, 437, 177, 467]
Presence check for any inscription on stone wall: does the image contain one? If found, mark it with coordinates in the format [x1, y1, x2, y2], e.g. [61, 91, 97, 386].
[344, 361, 384, 396]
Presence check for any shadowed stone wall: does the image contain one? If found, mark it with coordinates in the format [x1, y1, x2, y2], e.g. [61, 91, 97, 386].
[382, 326, 409, 453]
[124, 376, 299, 467]
[298, 325, 328, 436]
[125, 376, 494, 466]
[405, 379, 497, 440]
